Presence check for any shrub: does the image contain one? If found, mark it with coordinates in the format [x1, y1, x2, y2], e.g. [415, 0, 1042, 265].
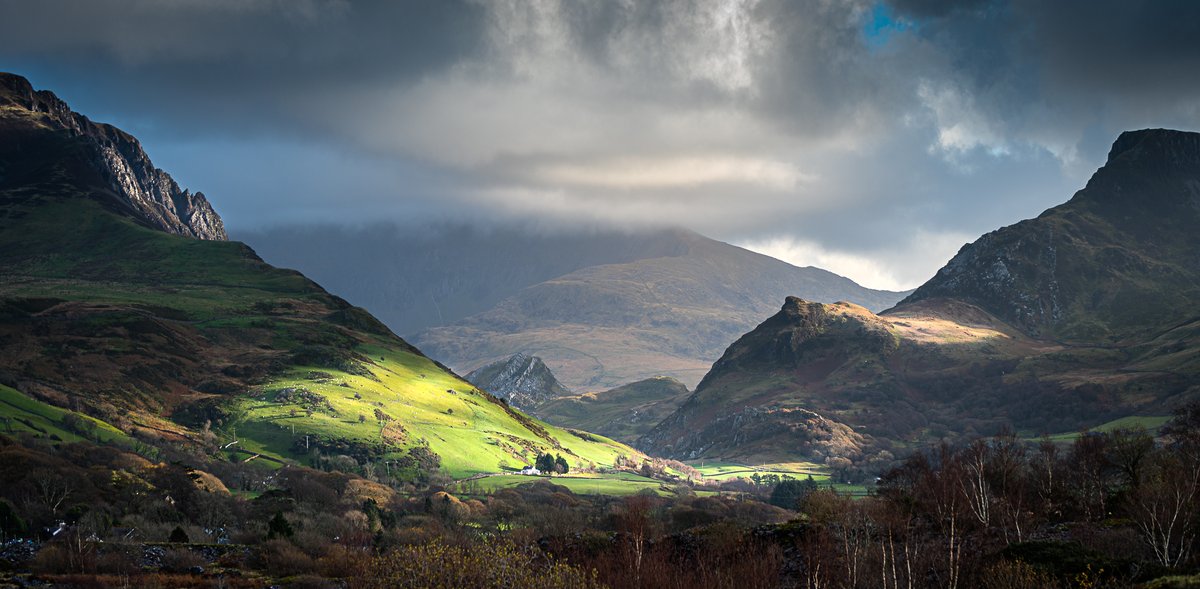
[268, 511, 294, 539]
[168, 525, 190, 544]
[254, 539, 315, 577]
[161, 548, 205, 573]
[357, 540, 603, 589]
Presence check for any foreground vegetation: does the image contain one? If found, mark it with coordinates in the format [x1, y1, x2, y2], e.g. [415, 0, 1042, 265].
[6, 401, 1200, 588]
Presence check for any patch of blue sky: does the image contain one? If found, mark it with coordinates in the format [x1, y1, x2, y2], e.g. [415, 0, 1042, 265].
[861, 2, 915, 51]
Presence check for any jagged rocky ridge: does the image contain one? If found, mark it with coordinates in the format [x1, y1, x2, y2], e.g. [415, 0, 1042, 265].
[0, 72, 225, 240]
[466, 353, 572, 411]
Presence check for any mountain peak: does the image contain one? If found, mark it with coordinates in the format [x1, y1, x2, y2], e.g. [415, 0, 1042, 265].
[1080, 128, 1200, 213]
[0, 72, 227, 241]
[1106, 128, 1200, 165]
[899, 128, 1200, 339]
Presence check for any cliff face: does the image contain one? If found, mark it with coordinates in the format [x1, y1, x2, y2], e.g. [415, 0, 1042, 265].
[0, 72, 226, 240]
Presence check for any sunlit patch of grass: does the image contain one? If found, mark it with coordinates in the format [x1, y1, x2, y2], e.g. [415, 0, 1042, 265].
[687, 460, 830, 482]
[232, 343, 642, 478]
[470, 472, 675, 496]
[0, 384, 130, 444]
[1035, 415, 1171, 443]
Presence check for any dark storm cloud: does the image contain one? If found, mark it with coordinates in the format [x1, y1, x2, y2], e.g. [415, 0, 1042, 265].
[883, 0, 1200, 161]
[0, 0, 487, 136]
[0, 0, 1196, 289]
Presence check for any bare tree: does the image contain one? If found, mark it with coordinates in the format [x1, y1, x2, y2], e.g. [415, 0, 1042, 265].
[959, 439, 991, 528]
[917, 444, 967, 589]
[33, 474, 74, 516]
[615, 495, 658, 587]
[1129, 449, 1200, 567]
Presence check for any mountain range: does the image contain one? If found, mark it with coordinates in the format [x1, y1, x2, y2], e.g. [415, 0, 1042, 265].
[640, 129, 1200, 465]
[4, 70, 1198, 481]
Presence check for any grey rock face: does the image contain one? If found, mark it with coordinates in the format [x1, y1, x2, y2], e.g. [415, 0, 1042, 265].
[466, 353, 571, 411]
[0, 72, 226, 240]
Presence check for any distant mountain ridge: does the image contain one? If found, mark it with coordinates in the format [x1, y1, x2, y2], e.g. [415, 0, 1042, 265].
[0, 73, 226, 240]
[641, 129, 1200, 465]
[412, 232, 909, 389]
[238, 225, 696, 335]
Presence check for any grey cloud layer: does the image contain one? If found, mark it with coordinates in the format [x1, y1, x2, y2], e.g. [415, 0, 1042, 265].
[1, 0, 1196, 289]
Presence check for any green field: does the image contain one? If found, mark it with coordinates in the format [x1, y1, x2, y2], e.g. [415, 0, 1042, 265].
[1037, 415, 1171, 442]
[0, 384, 130, 444]
[689, 460, 830, 482]
[686, 461, 871, 497]
[467, 472, 679, 496]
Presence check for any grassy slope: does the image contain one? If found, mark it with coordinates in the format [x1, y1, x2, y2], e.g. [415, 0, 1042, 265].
[236, 343, 637, 477]
[0, 199, 638, 477]
[1037, 415, 1172, 443]
[0, 383, 130, 444]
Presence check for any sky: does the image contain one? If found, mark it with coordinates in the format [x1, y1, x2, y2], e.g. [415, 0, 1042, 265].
[1, 0, 1198, 291]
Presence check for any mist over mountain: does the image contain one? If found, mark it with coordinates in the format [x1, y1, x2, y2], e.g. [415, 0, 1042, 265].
[5, 0, 1200, 583]
[237, 224, 695, 335]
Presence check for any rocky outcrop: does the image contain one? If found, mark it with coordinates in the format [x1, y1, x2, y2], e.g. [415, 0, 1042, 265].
[466, 353, 571, 411]
[637, 298, 893, 462]
[0, 72, 226, 240]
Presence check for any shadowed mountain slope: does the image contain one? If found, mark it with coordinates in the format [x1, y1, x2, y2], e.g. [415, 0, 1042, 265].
[239, 224, 695, 335]
[537, 377, 693, 446]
